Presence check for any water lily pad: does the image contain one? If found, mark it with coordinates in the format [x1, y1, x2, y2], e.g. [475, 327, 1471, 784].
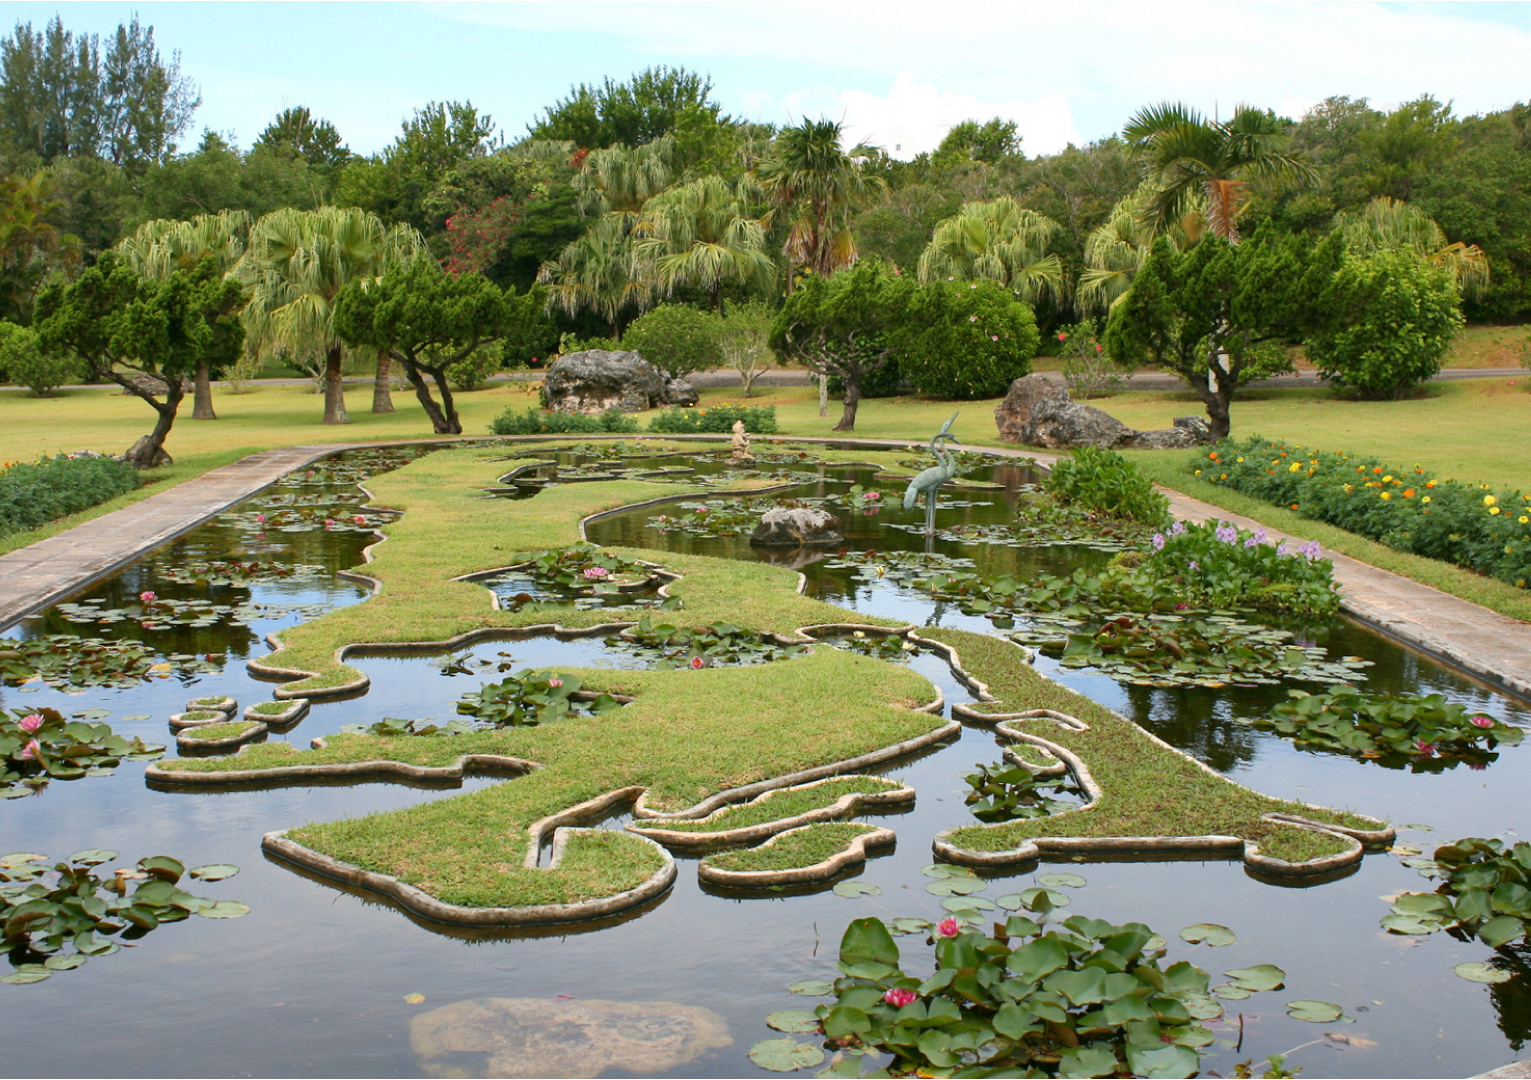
[924, 877, 986, 896]
[1180, 923, 1236, 946]
[1287, 999, 1344, 1023]
[403, 993, 425, 1004]
[1223, 964, 1286, 992]
[1211, 984, 1251, 1001]
[890, 918, 931, 936]
[765, 1009, 821, 1033]
[71, 708, 111, 720]
[188, 864, 240, 882]
[196, 900, 250, 918]
[748, 1037, 825, 1072]
[43, 953, 87, 970]
[786, 979, 833, 997]
[941, 895, 996, 913]
[1401, 823, 1434, 832]
[0, 852, 47, 868]
[1037, 872, 1087, 889]
[68, 849, 118, 866]
[831, 881, 881, 898]
[0, 969, 50, 984]
[1454, 961, 1512, 984]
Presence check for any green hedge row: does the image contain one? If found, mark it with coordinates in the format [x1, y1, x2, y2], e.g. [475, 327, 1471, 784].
[489, 404, 776, 438]
[0, 454, 141, 541]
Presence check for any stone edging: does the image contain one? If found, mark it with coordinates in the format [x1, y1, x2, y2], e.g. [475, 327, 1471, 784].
[144, 748, 540, 786]
[175, 719, 266, 752]
[697, 825, 897, 888]
[628, 775, 915, 849]
[261, 826, 677, 928]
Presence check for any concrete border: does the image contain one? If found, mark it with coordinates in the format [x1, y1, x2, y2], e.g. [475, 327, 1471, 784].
[628, 775, 914, 850]
[697, 824, 898, 888]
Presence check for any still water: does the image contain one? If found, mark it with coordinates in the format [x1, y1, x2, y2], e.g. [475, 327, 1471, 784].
[2, 444, 1527, 1078]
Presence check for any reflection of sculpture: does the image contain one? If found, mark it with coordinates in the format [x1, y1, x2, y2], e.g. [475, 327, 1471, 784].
[730, 420, 753, 464]
[902, 412, 960, 535]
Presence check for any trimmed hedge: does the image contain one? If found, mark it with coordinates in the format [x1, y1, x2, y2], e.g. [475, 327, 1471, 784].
[488, 407, 640, 436]
[1197, 435, 1531, 588]
[0, 454, 141, 540]
[647, 404, 777, 435]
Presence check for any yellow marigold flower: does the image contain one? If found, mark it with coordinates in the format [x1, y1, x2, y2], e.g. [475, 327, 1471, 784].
[1236, 457, 1244, 462]
[1520, 516, 1529, 525]
[1380, 492, 1391, 500]
[1426, 480, 1436, 488]
[1289, 462, 1301, 472]
[1422, 495, 1431, 503]
[1491, 507, 1502, 515]
[1485, 495, 1497, 507]
[1383, 475, 1393, 482]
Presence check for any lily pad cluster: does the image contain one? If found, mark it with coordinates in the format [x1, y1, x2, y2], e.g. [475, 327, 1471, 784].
[1, 707, 164, 796]
[54, 595, 330, 631]
[159, 559, 327, 586]
[1, 851, 246, 984]
[819, 632, 922, 663]
[648, 498, 798, 539]
[484, 544, 664, 610]
[1384, 837, 1531, 960]
[1239, 687, 1521, 771]
[0, 635, 222, 689]
[962, 761, 1081, 823]
[604, 618, 808, 670]
[454, 670, 621, 727]
[339, 716, 484, 738]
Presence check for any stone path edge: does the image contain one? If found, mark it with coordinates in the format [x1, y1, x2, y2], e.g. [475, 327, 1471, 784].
[697, 825, 898, 888]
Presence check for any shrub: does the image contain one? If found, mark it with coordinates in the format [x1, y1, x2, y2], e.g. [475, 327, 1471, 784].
[1197, 435, 1531, 589]
[1044, 447, 1169, 525]
[647, 403, 776, 435]
[620, 303, 720, 378]
[445, 347, 502, 391]
[0, 322, 77, 396]
[1143, 519, 1340, 616]
[0, 453, 141, 540]
[898, 278, 1039, 399]
[1309, 251, 1462, 399]
[488, 407, 639, 436]
[1056, 318, 1125, 399]
[718, 301, 774, 398]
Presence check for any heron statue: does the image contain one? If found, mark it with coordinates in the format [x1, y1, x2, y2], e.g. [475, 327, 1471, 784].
[902, 412, 960, 535]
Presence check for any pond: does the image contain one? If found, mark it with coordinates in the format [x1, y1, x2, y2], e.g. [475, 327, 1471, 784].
[2, 442, 1528, 1079]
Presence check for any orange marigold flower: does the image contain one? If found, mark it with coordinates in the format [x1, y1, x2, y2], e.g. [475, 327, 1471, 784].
[1403, 489, 1415, 498]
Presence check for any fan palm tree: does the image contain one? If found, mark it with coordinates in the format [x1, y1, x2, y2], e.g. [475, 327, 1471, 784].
[1123, 102, 1316, 244]
[1077, 184, 1206, 313]
[236, 207, 422, 424]
[633, 175, 776, 312]
[538, 212, 650, 335]
[755, 118, 886, 285]
[573, 135, 676, 216]
[1336, 196, 1489, 298]
[916, 198, 1067, 304]
[116, 210, 252, 419]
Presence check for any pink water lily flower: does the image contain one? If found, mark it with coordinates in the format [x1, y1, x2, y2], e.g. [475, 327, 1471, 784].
[883, 988, 918, 1007]
[690, 656, 704, 669]
[1471, 716, 1495, 729]
[547, 678, 563, 688]
[18, 714, 43, 733]
[937, 917, 960, 938]
[323, 519, 335, 527]
[139, 590, 156, 603]
[353, 515, 366, 525]
[18, 739, 40, 760]
[583, 567, 610, 579]
[255, 514, 267, 523]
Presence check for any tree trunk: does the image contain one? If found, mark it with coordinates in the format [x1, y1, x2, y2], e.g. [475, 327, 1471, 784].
[191, 362, 216, 420]
[818, 372, 829, 418]
[371, 352, 395, 414]
[402, 361, 456, 435]
[322, 344, 349, 425]
[126, 389, 181, 466]
[430, 368, 464, 435]
[833, 372, 860, 432]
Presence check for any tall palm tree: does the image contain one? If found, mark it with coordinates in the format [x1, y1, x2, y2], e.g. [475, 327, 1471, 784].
[572, 135, 676, 216]
[538, 212, 650, 335]
[236, 207, 422, 424]
[755, 118, 886, 285]
[1077, 184, 1205, 313]
[1336, 196, 1489, 298]
[117, 210, 250, 420]
[916, 197, 1067, 304]
[1123, 102, 1316, 244]
[633, 175, 776, 311]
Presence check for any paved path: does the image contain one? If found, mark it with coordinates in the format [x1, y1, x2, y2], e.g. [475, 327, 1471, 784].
[2, 435, 1527, 705]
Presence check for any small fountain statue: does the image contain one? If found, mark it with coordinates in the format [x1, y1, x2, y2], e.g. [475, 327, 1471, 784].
[902, 412, 960, 535]
[730, 419, 754, 464]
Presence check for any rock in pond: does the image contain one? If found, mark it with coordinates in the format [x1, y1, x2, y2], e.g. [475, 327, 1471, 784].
[410, 996, 732, 1079]
[749, 507, 844, 548]
[540, 350, 696, 414]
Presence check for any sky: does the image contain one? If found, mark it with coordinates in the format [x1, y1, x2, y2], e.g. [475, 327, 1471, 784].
[9, 1, 1531, 160]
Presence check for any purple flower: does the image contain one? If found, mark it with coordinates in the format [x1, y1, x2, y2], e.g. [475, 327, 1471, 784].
[1170, 520, 1186, 535]
[883, 988, 918, 1007]
[1244, 536, 1258, 548]
[1215, 523, 1238, 544]
[1299, 540, 1322, 560]
[18, 714, 43, 733]
[1253, 528, 1267, 544]
[1276, 541, 1290, 556]
[1188, 560, 1199, 571]
[1151, 533, 1165, 550]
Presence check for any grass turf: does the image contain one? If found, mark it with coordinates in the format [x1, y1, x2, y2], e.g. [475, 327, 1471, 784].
[923, 627, 1377, 861]
[180, 720, 259, 740]
[650, 776, 904, 833]
[702, 822, 882, 874]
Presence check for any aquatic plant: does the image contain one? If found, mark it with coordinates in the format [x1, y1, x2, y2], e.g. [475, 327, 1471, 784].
[1, 707, 163, 794]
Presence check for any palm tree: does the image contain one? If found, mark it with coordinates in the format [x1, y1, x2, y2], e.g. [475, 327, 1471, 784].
[538, 212, 650, 335]
[755, 118, 886, 285]
[0, 172, 81, 323]
[572, 135, 675, 215]
[236, 207, 422, 424]
[1336, 196, 1489, 298]
[116, 210, 251, 419]
[916, 198, 1067, 304]
[1077, 184, 1205, 313]
[1123, 102, 1316, 244]
[633, 175, 776, 311]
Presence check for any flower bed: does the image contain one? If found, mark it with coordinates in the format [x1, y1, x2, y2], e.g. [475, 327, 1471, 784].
[1195, 436, 1531, 588]
[0, 453, 140, 541]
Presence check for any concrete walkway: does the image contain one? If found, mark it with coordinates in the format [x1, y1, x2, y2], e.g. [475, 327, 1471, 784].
[1, 435, 1527, 706]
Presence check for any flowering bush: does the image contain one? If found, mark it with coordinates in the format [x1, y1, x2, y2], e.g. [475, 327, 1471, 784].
[0, 453, 140, 541]
[489, 406, 639, 436]
[646, 403, 777, 435]
[898, 278, 1040, 399]
[1143, 519, 1340, 616]
[1057, 319, 1126, 399]
[1196, 436, 1531, 588]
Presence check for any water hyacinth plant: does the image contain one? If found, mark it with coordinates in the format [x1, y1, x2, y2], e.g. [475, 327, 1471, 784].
[1, 707, 164, 795]
[1142, 519, 1341, 616]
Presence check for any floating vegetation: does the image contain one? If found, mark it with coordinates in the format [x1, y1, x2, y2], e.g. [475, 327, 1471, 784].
[604, 618, 809, 670]
[0, 851, 246, 984]
[1238, 687, 1521, 771]
[1, 707, 164, 796]
[962, 761, 1082, 823]
[454, 670, 621, 727]
[160, 559, 328, 586]
[479, 544, 670, 611]
[1383, 837, 1531, 956]
[648, 498, 803, 539]
[892, 448, 997, 476]
[816, 631, 921, 663]
[0, 635, 221, 689]
[54, 595, 332, 631]
[339, 716, 485, 738]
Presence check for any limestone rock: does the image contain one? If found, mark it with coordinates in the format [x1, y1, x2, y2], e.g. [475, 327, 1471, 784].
[540, 350, 696, 414]
[410, 996, 732, 1079]
[994, 376, 1214, 449]
[749, 507, 844, 548]
[120, 436, 172, 467]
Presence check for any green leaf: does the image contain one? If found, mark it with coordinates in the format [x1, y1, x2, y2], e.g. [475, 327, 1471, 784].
[67, 849, 117, 866]
[1478, 916, 1526, 948]
[0, 969, 50, 984]
[1057, 1044, 1120, 1078]
[188, 864, 240, 882]
[748, 1037, 826, 1072]
[832, 880, 881, 898]
[767, 1009, 821, 1033]
[1179, 923, 1236, 946]
[787, 979, 834, 997]
[1037, 872, 1087, 889]
[1210, 984, 1251, 1001]
[1287, 1000, 1344, 1023]
[940, 895, 995, 913]
[1223, 964, 1286, 992]
[839, 917, 899, 969]
[1126, 1041, 1200, 1079]
[137, 855, 185, 882]
[196, 900, 250, 919]
[924, 878, 985, 896]
[1453, 961, 1513, 984]
[0, 852, 47, 868]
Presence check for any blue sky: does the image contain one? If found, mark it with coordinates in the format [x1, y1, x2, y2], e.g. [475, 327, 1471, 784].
[11, 2, 1531, 159]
